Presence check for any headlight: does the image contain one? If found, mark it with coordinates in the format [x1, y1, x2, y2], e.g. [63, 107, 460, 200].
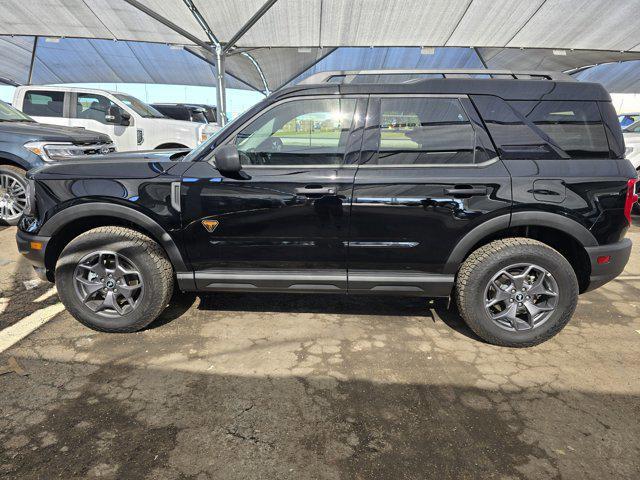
[24, 141, 85, 162]
[24, 178, 36, 216]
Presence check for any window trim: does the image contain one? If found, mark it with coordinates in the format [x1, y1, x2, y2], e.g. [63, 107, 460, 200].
[209, 95, 367, 169]
[362, 93, 495, 168]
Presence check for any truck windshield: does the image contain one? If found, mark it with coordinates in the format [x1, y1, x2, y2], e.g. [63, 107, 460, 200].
[0, 100, 34, 122]
[114, 94, 165, 119]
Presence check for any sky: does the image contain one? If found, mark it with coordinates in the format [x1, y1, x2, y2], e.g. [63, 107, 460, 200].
[0, 83, 264, 119]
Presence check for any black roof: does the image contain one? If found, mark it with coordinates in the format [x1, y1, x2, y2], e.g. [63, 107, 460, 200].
[271, 78, 610, 102]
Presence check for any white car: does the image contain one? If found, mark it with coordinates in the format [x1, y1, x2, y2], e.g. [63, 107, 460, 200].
[13, 86, 219, 152]
[623, 120, 640, 170]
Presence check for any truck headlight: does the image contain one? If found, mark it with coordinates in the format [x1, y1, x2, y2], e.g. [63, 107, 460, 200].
[24, 141, 84, 162]
[24, 178, 36, 215]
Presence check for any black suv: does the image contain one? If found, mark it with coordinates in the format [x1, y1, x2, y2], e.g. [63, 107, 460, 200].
[151, 103, 209, 124]
[0, 99, 114, 225]
[16, 70, 636, 347]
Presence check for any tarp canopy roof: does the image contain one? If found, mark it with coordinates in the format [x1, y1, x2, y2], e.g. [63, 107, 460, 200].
[3, 0, 640, 50]
[2, 0, 640, 92]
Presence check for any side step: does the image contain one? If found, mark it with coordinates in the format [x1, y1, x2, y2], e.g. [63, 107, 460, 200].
[178, 269, 454, 297]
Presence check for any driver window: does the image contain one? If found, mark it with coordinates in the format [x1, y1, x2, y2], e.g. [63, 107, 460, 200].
[234, 98, 356, 166]
[74, 93, 118, 124]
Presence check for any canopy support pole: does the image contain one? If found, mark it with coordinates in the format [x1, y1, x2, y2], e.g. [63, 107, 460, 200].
[27, 36, 38, 85]
[182, 0, 228, 125]
[215, 45, 227, 125]
[240, 51, 270, 95]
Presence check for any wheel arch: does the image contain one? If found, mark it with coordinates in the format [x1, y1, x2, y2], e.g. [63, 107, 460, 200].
[444, 212, 596, 292]
[41, 203, 188, 276]
[0, 152, 31, 171]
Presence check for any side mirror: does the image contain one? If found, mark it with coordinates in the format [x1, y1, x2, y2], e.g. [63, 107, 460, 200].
[106, 106, 130, 126]
[215, 145, 242, 173]
[120, 111, 131, 127]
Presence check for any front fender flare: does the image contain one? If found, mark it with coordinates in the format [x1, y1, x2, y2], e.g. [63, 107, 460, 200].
[40, 202, 188, 271]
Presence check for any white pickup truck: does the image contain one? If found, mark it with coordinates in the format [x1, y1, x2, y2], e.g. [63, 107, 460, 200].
[13, 86, 219, 152]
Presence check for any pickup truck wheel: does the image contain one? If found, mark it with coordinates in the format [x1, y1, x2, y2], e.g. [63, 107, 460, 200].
[55, 227, 174, 332]
[455, 238, 578, 347]
[0, 165, 28, 226]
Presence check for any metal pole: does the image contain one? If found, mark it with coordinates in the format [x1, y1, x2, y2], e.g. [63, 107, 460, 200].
[27, 36, 38, 85]
[215, 46, 227, 125]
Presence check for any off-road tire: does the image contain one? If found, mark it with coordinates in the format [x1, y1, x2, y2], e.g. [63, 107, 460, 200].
[455, 238, 578, 347]
[55, 226, 174, 332]
[0, 164, 28, 226]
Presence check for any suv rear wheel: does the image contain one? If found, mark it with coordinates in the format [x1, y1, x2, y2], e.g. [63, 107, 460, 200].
[455, 238, 578, 347]
[0, 165, 28, 226]
[55, 227, 174, 332]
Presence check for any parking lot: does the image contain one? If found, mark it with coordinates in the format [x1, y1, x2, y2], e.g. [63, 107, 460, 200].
[1, 224, 639, 479]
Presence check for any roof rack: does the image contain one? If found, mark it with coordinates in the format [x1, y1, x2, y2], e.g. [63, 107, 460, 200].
[299, 69, 575, 85]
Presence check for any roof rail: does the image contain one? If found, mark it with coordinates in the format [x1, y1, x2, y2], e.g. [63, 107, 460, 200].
[298, 69, 575, 84]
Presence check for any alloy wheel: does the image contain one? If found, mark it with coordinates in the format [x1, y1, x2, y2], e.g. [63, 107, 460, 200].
[484, 263, 559, 332]
[0, 173, 27, 222]
[73, 251, 144, 317]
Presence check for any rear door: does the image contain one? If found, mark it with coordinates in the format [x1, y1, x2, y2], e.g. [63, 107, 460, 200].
[181, 95, 365, 292]
[20, 89, 68, 127]
[347, 95, 512, 295]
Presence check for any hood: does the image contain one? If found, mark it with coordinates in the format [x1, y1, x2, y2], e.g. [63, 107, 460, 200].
[155, 117, 202, 130]
[0, 121, 112, 143]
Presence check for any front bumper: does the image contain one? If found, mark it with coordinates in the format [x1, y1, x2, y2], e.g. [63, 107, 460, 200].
[584, 238, 632, 292]
[16, 229, 52, 282]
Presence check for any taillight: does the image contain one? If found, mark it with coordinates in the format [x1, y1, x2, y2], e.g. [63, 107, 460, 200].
[624, 178, 638, 225]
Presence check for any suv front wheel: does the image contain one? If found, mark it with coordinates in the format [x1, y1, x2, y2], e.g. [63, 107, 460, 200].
[0, 165, 28, 226]
[455, 238, 578, 347]
[55, 227, 174, 332]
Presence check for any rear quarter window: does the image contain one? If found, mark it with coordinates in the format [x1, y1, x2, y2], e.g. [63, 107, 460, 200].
[472, 95, 612, 159]
[510, 100, 609, 159]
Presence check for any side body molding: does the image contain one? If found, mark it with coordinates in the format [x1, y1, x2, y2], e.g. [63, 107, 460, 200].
[39, 203, 189, 272]
[443, 211, 598, 274]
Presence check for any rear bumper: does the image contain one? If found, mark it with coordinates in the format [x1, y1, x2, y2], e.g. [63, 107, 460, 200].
[584, 238, 632, 292]
[16, 229, 52, 282]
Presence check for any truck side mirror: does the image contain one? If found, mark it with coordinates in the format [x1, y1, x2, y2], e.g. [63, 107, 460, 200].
[106, 106, 130, 126]
[215, 145, 242, 173]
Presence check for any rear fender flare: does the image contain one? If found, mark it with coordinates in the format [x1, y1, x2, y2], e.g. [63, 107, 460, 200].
[443, 211, 597, 274]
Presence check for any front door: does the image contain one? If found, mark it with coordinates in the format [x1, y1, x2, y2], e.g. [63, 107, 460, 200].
[347, 95, 512, 295]
[68, 92, 137, 151]
[181, 96, 365, 292]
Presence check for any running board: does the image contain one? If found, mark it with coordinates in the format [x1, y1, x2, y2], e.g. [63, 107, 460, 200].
[179, 270, 453, 297]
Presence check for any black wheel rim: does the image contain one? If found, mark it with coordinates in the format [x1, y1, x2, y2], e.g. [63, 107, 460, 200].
[73, 251, 144, 318]
[0, 173, 27, 222]
[484, 263, 559, 332]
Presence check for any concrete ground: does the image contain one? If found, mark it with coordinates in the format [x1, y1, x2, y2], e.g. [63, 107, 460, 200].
[0, 224, 639, 480]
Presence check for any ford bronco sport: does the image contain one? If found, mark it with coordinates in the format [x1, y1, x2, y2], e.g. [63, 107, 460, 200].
[16, 70, 637, 347]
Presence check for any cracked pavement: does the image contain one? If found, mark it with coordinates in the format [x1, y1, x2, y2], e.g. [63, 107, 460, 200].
[0, 224, 639, 479]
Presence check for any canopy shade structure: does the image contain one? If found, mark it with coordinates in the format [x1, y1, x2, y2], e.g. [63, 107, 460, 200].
[3, 0, 640, 120]
[2, 0, 640, 51]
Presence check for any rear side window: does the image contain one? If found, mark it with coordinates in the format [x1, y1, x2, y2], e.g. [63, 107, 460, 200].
[23, 90, 64, 118]
[372, 97, 479, 165]
[510, 101, 609, 159]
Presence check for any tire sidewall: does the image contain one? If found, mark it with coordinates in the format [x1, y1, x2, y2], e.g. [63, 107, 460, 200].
[56, 232, 167, 331]
[462, 246, 578, 346]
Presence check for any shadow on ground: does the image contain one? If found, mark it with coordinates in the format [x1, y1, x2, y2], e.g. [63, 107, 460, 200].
[1, 358, 638, 479]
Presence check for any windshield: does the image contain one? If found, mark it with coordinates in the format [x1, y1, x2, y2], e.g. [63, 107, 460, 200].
[114, 94, 165, 118]
[0, 100, 34, 122]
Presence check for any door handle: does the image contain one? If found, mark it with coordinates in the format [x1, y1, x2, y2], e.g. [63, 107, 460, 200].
[295, 185, 336, 196]
[444, 186, 487, 197]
